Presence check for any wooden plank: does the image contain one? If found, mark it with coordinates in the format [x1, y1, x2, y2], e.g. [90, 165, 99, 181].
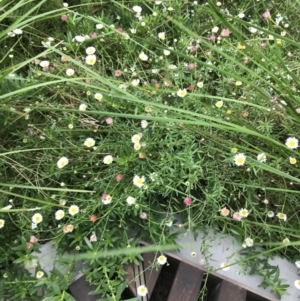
[142, 252, 162, 298]
[123, 263, 137, 296]
[209, 280, 247, 301]
[166, 261, 204, 301]
[68, 275, 102, 301]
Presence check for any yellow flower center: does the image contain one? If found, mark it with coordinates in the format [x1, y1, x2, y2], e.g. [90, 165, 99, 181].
[237, 157, 244, 164]
[87, 58, 96, 65]
[289, 141, 295, 147]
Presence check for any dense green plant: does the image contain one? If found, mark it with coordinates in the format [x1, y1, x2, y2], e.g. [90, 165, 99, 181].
[1, 0, 300, 300]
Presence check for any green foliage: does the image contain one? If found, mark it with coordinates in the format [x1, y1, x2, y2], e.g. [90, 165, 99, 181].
[1, 0, 300, 299]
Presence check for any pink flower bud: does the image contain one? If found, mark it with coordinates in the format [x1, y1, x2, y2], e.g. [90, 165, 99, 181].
[61, 15, 67, 21]
[187, 85, 195, 92]
[114, 70, 122, 77]
[91, 32, 97, 38]
[116, 174, 123, 182]
[106, 117, 113, 125]
[184, 197, 192, 206]
[140, 212, 147, 219]
[262, 11, 270, 20]
[188, 63, 195, 70]
[30, 235, 38, 243]
[220, 29, 230, 37]
[26, 242, 33, 249]
[233, 212, 242, 221]
[90, 234, 97, 242]
[90, 214, 97, 223]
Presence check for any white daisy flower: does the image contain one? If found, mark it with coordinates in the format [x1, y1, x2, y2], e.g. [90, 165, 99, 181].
[84, 138, 96, 147]
[285, 137, 298, 149]
[31, 223, 37, 229]
[103, 155, 113, 164]
[239, 208, 249, 218]
[74, 35, 85, 42]
[249, 27, 257, 33]
[212, 26, 219, 33]
[245, 237, 253, 247]
[36, 271, 44, 279]
[234, 153, 246, 166]
[57, 157, 69, 168]
[257, 153, 266, 163]
[168, 64, 177, 70]
[126, 196, 136, 205]
[157, 255, 167, 265]
[215, 100, 223, 108]
[94, 93, 103, 101]
[141, 120, 148, 129]
[66, 68, 75, 76]
[131, 134, 141, 143]
[134, 143, 141, 151]
[137, 285, 148, 296]
[32, 213, 43, 224]
[13, 28, 23, 35]
[294, 280, 300, 289]
[85, 54, 96, 65]
[277, 212, 287, 221]
[39, 61, 50, 68]
[139, 52, 148, 61]
[220, 262, 230, 271]
[132, 6, 142, 13]
[79, 104, 87, 111]
[86, 46, 96, 55]
[177, 89, 187, 98]
[69, 205, 79, 216]
[133, 175, 145, 188]
[0, 219, 5, 228]
[158, 32, 166, 40]
[55, 210, 65, 220]
[131, 79, 140, 86]
[102, 195, 112, 205]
